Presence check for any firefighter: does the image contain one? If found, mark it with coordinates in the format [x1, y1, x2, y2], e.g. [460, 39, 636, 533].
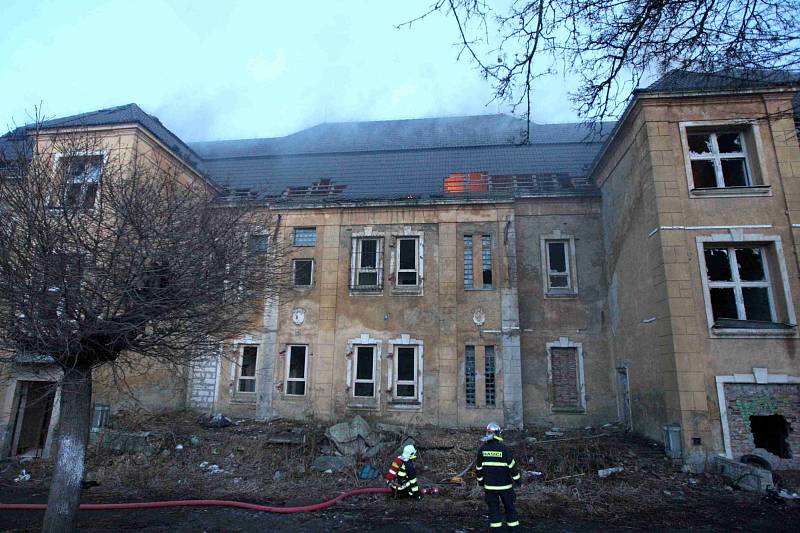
[476, 422, 521, 529]
[385, 444, 420, 500]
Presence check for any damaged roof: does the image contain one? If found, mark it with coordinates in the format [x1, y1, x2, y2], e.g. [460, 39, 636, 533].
[190, 115, 611, 204]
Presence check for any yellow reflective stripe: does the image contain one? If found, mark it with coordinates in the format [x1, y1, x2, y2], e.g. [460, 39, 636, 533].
[507, 521, 520, 527]
[489, 523, 504, 528]
[508, 459, 516, 468]
[484, 484, 513, 490]
[512, 473, 521, 480]
[396, 471, 407, 477]
[475, 465, 483, 470]
[482, 461, 508, 467]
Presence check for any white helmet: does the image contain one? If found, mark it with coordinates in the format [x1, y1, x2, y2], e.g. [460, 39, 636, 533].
[485, 422, 502, 438]
[402, 444, 417, 460]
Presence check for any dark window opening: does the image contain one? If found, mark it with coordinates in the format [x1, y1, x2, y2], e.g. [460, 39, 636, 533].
[354, 346, 375, 397]
[750, 414, 792, 459]
[396, 346, 416, 398]
[481, 235, 493, 288]
[287, 345, 307, 395]
[238, 346, 257, 392]
[465, 345, 476, 406]
[293, 259, 313, 287]
[397, 238, 418, 286]
[485, 345, 496, 407]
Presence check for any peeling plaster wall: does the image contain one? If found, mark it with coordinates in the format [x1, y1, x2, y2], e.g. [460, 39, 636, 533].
[514, 198, 616, 427]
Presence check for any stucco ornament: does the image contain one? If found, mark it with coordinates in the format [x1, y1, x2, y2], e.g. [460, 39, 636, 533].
[472, 308, 486, 326]
[291, 308, 306, 325]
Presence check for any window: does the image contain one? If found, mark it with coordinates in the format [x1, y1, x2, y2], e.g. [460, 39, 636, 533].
[58, 154, 102, 209]
[351, 237, 384, 290]
[484, 345, 496, 407]
[687, 131, 751, 189]
[550, 347, 581, 410]
[286, 345, 307, 395]
[238, 346, 258, 393]
[544, 238, 576, 295]
[353, 345, 376, 397]
[294, 227, 316, 247]
[704, 246, 774, 324]
[465, 345, 476, 406]
[394, 346, 418, 399]
[396, 237, 419, 286]
[463, 236, 474, 288]
[248, 234, 268, 254]
[481, 235, 493, 287]
[293, 259, 313, 287]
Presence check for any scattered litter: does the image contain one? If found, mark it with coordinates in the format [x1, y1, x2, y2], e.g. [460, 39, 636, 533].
[525, 437, 537, 444]
[206, 464, 224, 475]
[689, 478, 699, 485]
[198, 413, 233, 429]
[598, 466, 624, 478]
[545, 431, 565, 437]
[273, 470, 285, 482]
[778, 489, 800, 500]
[190, 435, 201, 446]
[324, 469, 333, 474]
[199, 461, 209, 468]
[312, 455, 355, 472]
[175, 444, 184, 450]
[602, 423, 613, 428]
[526, 470, 543, 476]
[14, 470, 31, 482]
[358, 464, 380, 480]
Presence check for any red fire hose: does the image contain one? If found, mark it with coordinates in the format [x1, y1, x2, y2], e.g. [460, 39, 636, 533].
[0, 487, 438, 514]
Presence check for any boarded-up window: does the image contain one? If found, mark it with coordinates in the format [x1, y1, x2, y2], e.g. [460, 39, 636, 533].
[551, 347, 580, 409]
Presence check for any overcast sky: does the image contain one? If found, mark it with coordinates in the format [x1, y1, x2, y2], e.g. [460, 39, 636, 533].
[0, 0, 585, 142]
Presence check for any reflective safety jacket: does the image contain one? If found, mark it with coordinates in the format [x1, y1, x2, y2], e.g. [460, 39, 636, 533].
[386, 456, 419, 495]
[476, 436, 521, 491]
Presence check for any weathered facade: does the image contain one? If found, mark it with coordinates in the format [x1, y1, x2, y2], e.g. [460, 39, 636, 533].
[2, 70, 799, 470]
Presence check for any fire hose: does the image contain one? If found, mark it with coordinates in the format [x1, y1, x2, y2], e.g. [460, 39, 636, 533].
[0, 487, 439, 514]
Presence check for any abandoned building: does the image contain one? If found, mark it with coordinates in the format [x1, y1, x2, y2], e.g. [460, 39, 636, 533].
[1, 70, 799, 471]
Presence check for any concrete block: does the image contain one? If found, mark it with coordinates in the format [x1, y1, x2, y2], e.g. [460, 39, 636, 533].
[712, 456, 774, 491]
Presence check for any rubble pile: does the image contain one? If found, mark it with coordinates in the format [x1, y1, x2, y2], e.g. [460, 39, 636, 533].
[312, 416, 416, 472]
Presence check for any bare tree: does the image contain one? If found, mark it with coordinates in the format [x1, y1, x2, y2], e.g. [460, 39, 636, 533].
[406, 1, 800, 131]
[0, 121, 289, 532]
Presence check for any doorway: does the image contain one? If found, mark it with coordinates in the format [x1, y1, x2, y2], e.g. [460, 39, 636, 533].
[616, 367, 632, 431]
[9, 381, 56, 457]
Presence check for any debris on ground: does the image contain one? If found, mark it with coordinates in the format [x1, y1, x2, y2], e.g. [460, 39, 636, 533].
[598, 466, 624, 478]
[13, 470, 30, 482]
[312, 455, 355, 472]
[197, 413, 233, 429]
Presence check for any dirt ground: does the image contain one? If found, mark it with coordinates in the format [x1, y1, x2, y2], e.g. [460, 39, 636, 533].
[1, 411, 799, 531]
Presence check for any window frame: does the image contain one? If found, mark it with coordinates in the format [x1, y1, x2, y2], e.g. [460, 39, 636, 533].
[484, 345, 496, 407]
[293, 227, 317, 247]
[396, 237, 419, 287]
[541, 231, 578, 297]
[351, 345, 377, 398]
[704, 245, 776, 323]
[465, 345, 476, 406]
[292, 258, 314, 288]
[393, 345, 418, 399]
[696, 233, 797, 337]
[285, 344, 309, 396]
[391, 231, 424, 293]
[53, 151, 105, 210]
[350, 236, 384, 292]
[236, 345, 258, 394]
[679, 120, 771, 198]
[387, 334, 423, 406]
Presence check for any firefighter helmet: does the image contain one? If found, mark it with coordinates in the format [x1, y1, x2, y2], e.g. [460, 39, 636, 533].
[402, 444, 417, 461]
[485, 422, 502, 438]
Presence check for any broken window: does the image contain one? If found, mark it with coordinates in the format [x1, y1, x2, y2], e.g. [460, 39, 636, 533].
[394, 345, 418, 399]
[481, 235, 493, 288]
[465, 345, 476, 406]
[545, 239, 575, 294]
[293, 259, 313, 287]
[396, 237, 419, 286]
[463, 235, 474, 288]
[293, 227, 316, 247]
[286, 345, 307, 395]
[248, 234, 268, 254]
[58, 154, 102, 209]
[550, 347, 582, 410]
[485, 345, 496, 407]
[687, 130, 751, 189]
[353, 345, 376, 397]
[704, 246, 774, 324]
[351, 237, 383, 290]
[238, 345, 258, 393]
[750, 414, 792, 458]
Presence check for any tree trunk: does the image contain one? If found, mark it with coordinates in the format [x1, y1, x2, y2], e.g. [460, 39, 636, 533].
[42, 364, 93, 533]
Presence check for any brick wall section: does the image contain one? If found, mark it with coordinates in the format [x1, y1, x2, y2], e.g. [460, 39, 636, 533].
[551, 347, 579, 409]
[189, 355, 218, 411]
[724, 383, 800, 469]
